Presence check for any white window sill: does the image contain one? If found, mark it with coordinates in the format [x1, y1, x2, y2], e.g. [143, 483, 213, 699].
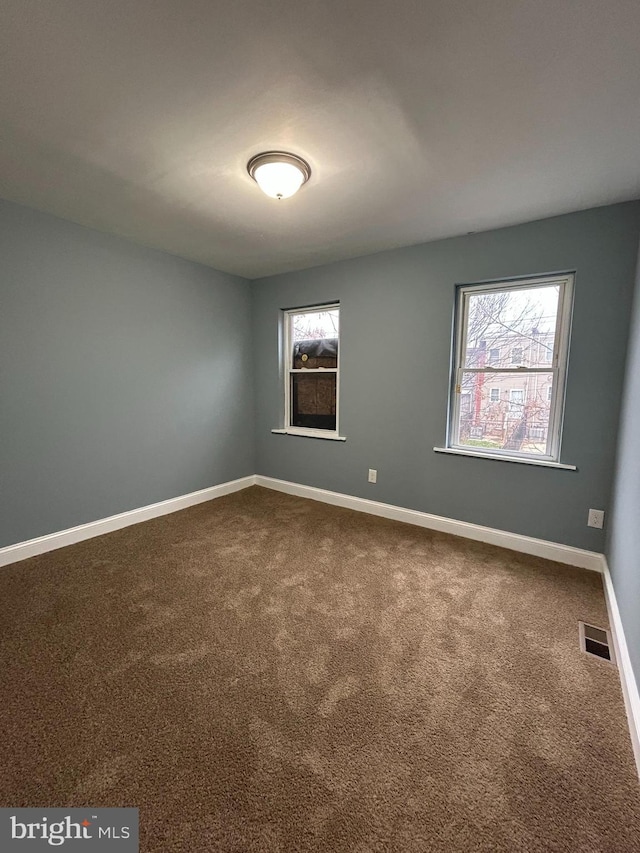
[272, 428, 347, 442]
[433, 446, 576, 470]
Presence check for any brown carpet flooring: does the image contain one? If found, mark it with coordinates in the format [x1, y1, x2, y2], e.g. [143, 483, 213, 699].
[1, 486, 639, 852]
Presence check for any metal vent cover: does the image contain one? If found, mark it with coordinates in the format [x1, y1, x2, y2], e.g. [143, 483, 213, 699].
[579, 621, 615, 665]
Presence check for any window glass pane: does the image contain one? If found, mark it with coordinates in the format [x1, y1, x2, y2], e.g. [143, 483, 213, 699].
[293, 337, 337, 369]
[291, 373, 336, 430]
[456, 371, 554, 455]
[290, 309, 339, 367]
[463, 285, 559, 369]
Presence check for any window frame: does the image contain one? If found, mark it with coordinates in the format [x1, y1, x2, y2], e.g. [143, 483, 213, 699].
[446, 273, 574, 464]
[281, 302, 341, 439]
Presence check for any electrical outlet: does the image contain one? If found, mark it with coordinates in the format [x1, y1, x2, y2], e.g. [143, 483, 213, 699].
[368, 468, 377, 484]
[588, 509, 605, 529]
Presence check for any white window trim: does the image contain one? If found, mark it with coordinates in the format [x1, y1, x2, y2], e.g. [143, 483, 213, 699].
[445, 273, 574, 465]
[271, 428, 346, 441]
[433, 446, 577, 470]
[278, 303, 345, 440]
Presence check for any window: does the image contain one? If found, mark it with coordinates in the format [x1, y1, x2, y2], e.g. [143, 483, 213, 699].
[509, 388, 524, 412]
[488, 348, 500, 364]
[283, 304, 340, 435]
[446, 273, 573, 462]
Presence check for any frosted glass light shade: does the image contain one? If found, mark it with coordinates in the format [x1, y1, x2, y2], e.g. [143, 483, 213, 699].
[253, 161, 304, 199]
[247, 151, 311, 200]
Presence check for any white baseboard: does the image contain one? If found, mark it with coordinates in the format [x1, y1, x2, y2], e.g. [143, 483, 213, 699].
[0, 475, 256, 568]
[2, 471, 637, 778]
[256, 476, 639, 778]
[3, 472, 603, 572]
[255, 475, 604, 572]
[601, 557, 640, 778]
[1, 472, 604, 574]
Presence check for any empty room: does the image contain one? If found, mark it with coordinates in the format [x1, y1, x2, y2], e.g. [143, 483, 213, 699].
[1, 1, 640, 851]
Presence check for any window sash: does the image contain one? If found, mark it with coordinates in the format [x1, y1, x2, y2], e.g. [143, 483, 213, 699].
[283, 303, 340, 434]
[289, 372, 337, 430]
[448, 274, 573, 462]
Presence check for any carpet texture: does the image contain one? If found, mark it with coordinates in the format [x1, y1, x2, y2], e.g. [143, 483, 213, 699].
[1, 486, 638, 852]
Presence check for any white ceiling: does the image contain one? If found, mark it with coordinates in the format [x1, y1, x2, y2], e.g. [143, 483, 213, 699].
[1, 0, 640, 279]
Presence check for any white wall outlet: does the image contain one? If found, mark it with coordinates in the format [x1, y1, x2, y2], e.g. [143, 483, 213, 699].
[368, 468, 377, 484]
[588, 509, 605, 529]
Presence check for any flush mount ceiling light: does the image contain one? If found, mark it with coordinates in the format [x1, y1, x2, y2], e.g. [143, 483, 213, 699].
[247, 151, 311, 200]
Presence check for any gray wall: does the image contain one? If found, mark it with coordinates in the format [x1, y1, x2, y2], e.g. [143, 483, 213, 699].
[0, 199, 254, 548]
[252, 202, 640, 552]
[3, 197, 639, 561]
[607, 241, 640, 682]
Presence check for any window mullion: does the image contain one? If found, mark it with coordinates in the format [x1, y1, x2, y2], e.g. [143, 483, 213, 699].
[461, 367, 553, 374]
[288, 368, 338, 373]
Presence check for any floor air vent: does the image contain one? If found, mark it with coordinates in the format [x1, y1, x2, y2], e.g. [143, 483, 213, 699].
[579, 622, 615, 664]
